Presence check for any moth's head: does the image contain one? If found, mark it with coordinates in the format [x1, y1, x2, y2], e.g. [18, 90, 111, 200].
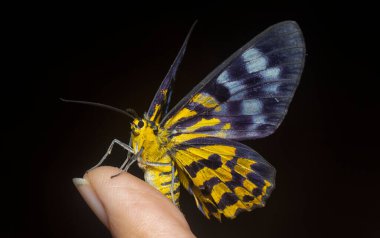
[131, 118, 146, 136]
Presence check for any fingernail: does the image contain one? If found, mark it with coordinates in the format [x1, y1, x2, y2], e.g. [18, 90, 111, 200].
[73, 178, 108, 227]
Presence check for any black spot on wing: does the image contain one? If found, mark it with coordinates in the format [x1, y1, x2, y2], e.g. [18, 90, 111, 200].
[205, 201, 218, 214]
[247, 172, 265, 193]
[203, 154, 222, 169]
[226, 156, 238, 170]
[224, 56, 247, 79]
[184, 161, 204, 178]
[217, 192, 239, 210]
[242, 195, 255, 202]
[203, 80, 231, 102]
[169, 116, 202, 132]
[200, 177, 220, 196]
[233, 208, 245, 217]
[183, 154, 222, 178]
[225, 170, 245, 190]
[252, 187, 263, 197]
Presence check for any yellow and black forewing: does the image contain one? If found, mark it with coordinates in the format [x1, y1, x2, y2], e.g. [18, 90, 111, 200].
[169, 136, 275, 220]
[146, 22, 196, 123]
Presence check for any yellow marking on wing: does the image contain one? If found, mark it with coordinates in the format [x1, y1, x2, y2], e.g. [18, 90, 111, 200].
[254, 196, 263, 204]
[175, 147, 218, 166]
[222, 200, 247, 218]
[237, 158, 255, 170]
[210, 182, 230, 204]
[215, 131, 225, 138]
[174, 145, 236, 166]
[234, 186, 252, 200]
[184, 118, 221, 132]
[235, 164, 251, 177]
[222, 123, 231, 130]
[178, 168, 190, 190]
[170, 133, 209, 145]
[250, 181, 272, 207]
[214, 166, 233, 181]
[262, 180, 271, 197]
[200, 145, 237, 156]
[193, 166, 233, 186]
[215, 123, 232, 138]
[191, 93, 219, 108]
[175, 148, 203, 165]
[161, 89, 168, 97]
[165, 108, 197, 127]
[149, 104, 162, 122]
[192, 168, 213, 187]
[243, 179, 257, 192]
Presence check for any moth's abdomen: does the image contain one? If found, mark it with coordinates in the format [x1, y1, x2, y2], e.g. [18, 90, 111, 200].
[143, 162, 180, 206]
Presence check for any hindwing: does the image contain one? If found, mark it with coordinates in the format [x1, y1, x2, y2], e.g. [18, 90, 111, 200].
[170, 136, 275, 220]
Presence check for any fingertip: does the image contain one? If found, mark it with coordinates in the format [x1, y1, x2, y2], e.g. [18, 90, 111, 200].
[73, 177, 88, 186]
[73, 177, 108, 227]
[82, 166, 195, 237]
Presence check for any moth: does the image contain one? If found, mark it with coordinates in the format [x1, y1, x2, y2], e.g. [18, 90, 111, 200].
[65, 21, 305, 220]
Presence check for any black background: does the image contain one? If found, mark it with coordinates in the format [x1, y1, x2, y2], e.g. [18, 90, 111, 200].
[3, 2, 379, 237]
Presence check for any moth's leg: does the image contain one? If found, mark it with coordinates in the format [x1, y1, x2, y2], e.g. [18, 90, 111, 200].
[110, 148, 143, 178]
[170, 162, 176, 204]
[89, 139, 134, 171]
[143, 161, 171, 166]
[109, 153, 132, 179]
[124, 148, 143, 171]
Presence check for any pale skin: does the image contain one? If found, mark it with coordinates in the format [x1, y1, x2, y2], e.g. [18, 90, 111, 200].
[73, 166, 195, 238]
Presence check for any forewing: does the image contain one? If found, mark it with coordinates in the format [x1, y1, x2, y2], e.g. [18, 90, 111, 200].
[163, 21, 305, 140]
[146, 22, 196, 123]
[170, 135, 275, 220]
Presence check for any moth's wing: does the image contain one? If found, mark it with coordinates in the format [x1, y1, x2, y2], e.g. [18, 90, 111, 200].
[170, 135, 275, 220]
[162, 21, 305, 140]
[146, 22, 196, 123]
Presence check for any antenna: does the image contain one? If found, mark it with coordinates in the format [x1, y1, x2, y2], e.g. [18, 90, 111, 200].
[60, 98, 137, 120]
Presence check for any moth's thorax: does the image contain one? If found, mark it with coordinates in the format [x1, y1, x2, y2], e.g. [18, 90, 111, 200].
[130, 117, 180, 205]
[130, 117, 169, 164]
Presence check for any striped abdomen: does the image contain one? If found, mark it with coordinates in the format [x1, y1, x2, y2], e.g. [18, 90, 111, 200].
[143, 159, 180, 206]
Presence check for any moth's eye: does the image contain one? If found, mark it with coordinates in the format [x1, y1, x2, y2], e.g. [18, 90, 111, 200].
[137, 121, 144, 128]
